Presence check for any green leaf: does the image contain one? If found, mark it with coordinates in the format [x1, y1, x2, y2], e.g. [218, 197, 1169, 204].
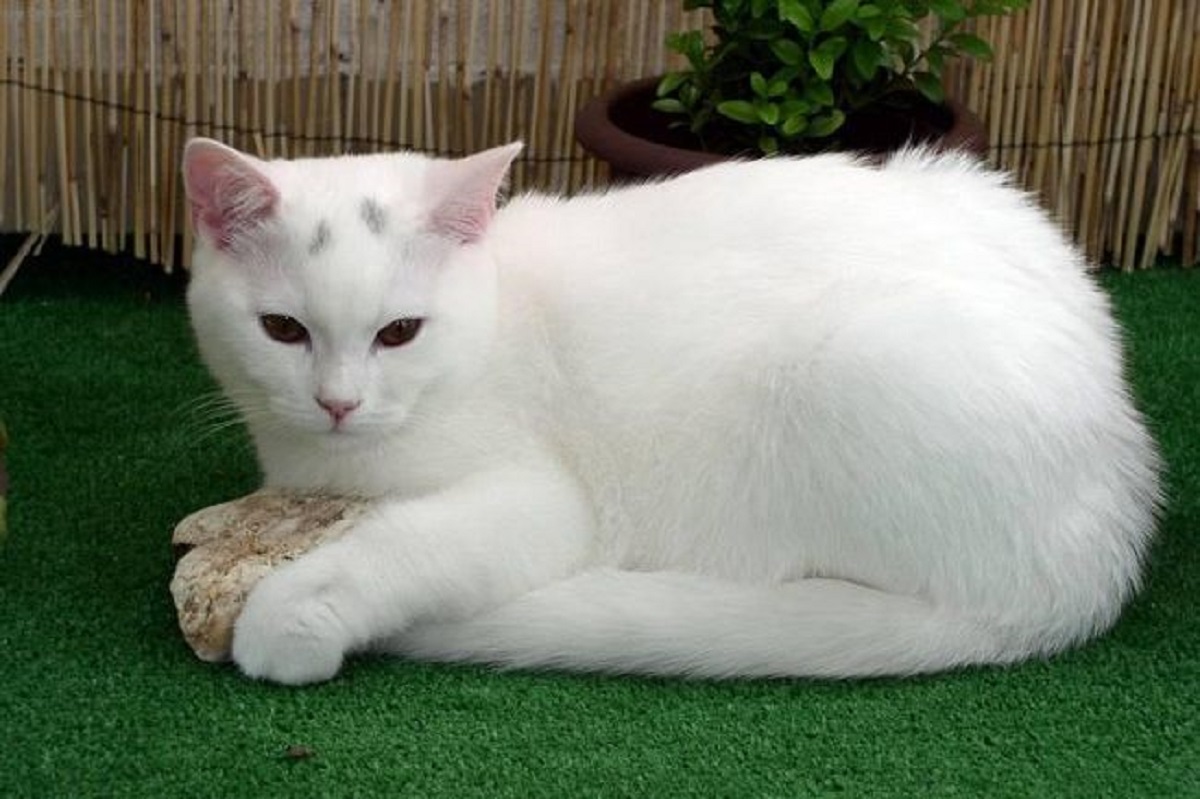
[750, 0, 771, 18]
[766, 76, 790, 97]
[851, 39, 883, 81]
[804, 81, 835, 107]
[665, 30, 705, 67]
[913, 71, 946, 104]
[925, 43, 951, 72]
[656, 72, 688, 98]
[780, 98, 812, 117]
[808, 36, 848, 81]
[856, 3, 882, 19]
[770, 38, 805, 66]
[756, 100, 780, 125]
[820, 0, 860, 31]
[949, 32, 994, 60]
[651, 98, 687, 115]
[809, 51, 835, 81]
[717, 100, 761, 125]
[758, 134, 780, 155]
[778, 0, 815, 32]
[750, 71, 769, 98]
[928, 0, 967, 23]
[885, 16, 920, 42]
[806, 109, 846, 138]
[864, 17, 886, 40]
[781, 113, 808, 136]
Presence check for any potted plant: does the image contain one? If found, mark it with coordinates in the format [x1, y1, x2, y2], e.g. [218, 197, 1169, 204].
[576, 0, 1028, 180]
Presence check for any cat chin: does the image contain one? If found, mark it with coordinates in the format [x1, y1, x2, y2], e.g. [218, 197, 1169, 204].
[302, 419, 406, 448]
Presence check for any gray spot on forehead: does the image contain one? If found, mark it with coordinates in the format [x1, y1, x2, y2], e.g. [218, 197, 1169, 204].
[308, 220, 331, 255]
[359, 197, 387, 234]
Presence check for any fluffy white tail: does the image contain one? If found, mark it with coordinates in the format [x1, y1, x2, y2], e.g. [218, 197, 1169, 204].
[395, 570, 1032, 678]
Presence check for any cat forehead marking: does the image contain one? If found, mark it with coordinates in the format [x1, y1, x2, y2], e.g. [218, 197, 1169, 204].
[359, 198, 387, 235]
[308, 220, 332, 255]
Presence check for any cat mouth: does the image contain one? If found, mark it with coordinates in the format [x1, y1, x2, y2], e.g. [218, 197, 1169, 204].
[324, 421, 361, 436]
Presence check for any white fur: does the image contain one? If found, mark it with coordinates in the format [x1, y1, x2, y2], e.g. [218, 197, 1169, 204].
[183, 140, 1160, 685]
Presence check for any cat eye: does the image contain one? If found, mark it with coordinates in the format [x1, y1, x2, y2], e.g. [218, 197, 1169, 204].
[376, 317, 424, 348]
[259, 314, 310, 345]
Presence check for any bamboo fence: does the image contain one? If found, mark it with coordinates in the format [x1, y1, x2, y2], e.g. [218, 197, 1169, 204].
[0, 1, 1196, 273]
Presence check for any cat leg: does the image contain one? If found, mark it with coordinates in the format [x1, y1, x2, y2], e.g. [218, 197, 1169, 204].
[230, 465, 592, 685]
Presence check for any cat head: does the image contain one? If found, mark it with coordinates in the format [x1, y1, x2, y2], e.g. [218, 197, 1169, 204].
[181, 138, 522, 444]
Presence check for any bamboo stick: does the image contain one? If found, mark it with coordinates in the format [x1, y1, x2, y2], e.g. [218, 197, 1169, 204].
[146, 0, 159, 264]
[230, 3, 241, 149]
[326, 0, 340, 152]
[130, 0, 145, 260]
[553, 0, 582, 193]
[1182, 3, 1200, 266]
[286, 0, 301, 156]
[213, 0, 224, 144]
[530, 0, 554, 184]
[161, 0, 180, 270]
[462, 0, 480, 156]
[1140, 1, 1186, 268]
[354, 0, 368, 151]
[1145, 1, 1198, 267]
[116, 0, 133, 255]
[80, 0, 99, 248]
[1029, 1, 1062, 196]
[182, 0, 199, 264]
[21, 0, 36, 232]
[0, 0, 10, 229]
[64, 0, 80, 249]
[1052, 4, 1084, 231]
[342, 5, 353, 151]
[372, 0, 388, 148]
[1078, 0, 1118, 258]
[483, 0, 502, 148]
[52, 1, 72, 246]
[1106, 2, 1146, 266]
[567, 0, 592, 191]
[504, 0, 524, 148]
[304, 0, 321, 155]
[406, 1, 424, 149]
[383, 0, 404, 149]
[0, 206, 58, 298]
[1122, 0, 1170, 271]
[436, 4, 451, 155]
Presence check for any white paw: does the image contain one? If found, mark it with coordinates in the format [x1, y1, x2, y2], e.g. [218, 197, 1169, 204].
[231, 561, 354, 685]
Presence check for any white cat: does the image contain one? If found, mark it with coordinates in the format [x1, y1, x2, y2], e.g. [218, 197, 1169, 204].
[181, 138, 1160, 685]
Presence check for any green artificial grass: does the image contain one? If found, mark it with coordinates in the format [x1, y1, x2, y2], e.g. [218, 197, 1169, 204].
[1, 241, 1197, 798]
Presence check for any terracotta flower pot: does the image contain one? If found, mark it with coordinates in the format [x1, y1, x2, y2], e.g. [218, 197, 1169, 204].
[575, 76, 989, 183]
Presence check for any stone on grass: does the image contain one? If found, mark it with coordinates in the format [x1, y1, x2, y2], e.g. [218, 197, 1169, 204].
[170, 490, 370, 662]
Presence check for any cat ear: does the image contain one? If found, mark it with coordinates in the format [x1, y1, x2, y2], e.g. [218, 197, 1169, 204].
[182, 138, 279, 250]
[426, 142, 523, 244]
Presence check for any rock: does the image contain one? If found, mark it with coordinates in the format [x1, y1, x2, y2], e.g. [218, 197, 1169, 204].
[170, 489, 371, 662]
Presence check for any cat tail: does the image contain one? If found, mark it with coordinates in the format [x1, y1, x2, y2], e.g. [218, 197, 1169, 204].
[394, 570, 1031, 678]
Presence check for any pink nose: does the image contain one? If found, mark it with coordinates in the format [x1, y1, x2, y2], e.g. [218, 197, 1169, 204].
[316, 397, 361, 424]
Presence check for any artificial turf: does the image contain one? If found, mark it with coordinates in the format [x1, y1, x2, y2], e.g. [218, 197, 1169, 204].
[0, 241, 1196, 797]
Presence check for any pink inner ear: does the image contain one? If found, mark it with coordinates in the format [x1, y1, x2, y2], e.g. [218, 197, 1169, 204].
[428, 143, 522, 244]
[183, 140, 279, 250]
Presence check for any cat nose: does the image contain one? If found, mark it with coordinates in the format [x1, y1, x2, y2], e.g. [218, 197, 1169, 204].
[316, 397, 361, 424]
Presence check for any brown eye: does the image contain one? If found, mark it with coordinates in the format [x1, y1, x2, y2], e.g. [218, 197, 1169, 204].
[259, 314, 309, 345]
[376, 317, 423, 348]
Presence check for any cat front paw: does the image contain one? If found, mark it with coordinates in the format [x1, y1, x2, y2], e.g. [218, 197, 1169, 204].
[231, 561, 355, 685]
